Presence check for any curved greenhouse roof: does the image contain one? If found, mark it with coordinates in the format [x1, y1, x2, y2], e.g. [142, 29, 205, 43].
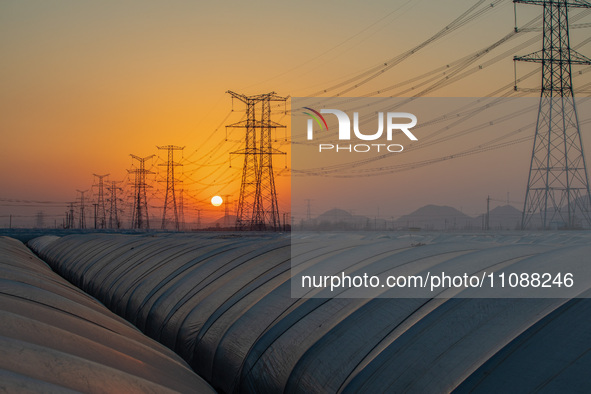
[27, 232, 591, 393]
[0, 236, 215, 393]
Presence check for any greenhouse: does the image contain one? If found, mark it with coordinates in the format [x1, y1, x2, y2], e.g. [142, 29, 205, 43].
[22, 232, 591, 393]
[0, 236, 214, 393]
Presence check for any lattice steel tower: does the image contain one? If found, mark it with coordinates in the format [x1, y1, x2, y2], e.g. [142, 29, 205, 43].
[178, 188, 185, 231]
[107, 180, 122, 229]
[515, 0, 591, 229]
[93, 173, 109, 229]
[66, 202, 75, 229]
[157, 145, 184, 231]
[76, 189, 88, 229]
[226, 91, 286, 231]
[129, 154, 154, 230]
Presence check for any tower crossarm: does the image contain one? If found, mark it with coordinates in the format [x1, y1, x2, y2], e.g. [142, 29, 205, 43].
[129, 154, 155, 162]
[226, 120, 286, 129]
[156, 145, 185, 150]
[514, 50, 591, 64]
[514, 0, 591, 8]
[226, 90, 287, 103]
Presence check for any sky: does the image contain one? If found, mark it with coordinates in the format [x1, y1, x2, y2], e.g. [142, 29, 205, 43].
[1, 0, 590, 227]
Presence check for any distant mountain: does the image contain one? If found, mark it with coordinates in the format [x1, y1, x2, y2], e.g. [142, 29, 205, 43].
[303, 204, 525, 232]
[299, 208, 384, 230]
[316, 208, 353, 222]
[214, 214, 237, 225]
[312, 208, 371, 230]
[476, 205, 522, 231]
[199, 214, 238, 229]
[392, 205, 477, 231]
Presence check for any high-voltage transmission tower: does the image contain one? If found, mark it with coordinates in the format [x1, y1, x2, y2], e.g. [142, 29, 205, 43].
[157, 145, 184, 231]
[76, 189, 88, 229]
[66, 202, 75, 229]
[515, 0, 591, 229]
[129, 154, 154, 230]
[107, 180, 123, 229]
[226, 91, 287, 231]
[178, 188, 185, 231]
[223, 194, 232, 227]
[93, 173, 109, 229]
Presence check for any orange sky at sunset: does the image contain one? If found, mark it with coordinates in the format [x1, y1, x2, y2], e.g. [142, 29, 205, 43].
[1, 1, 590, 227]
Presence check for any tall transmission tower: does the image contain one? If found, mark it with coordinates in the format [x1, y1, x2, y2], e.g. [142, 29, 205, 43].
[515, 0, 591, 229]
[93, 173, 109, 229]
[128, 154, 154, 230]
[257, 95, 286, 229]
[76, 189, 88, 229]
[107, 180, 123, 229]
[157, 145, 184, 231]
[226, 91, 287, 231]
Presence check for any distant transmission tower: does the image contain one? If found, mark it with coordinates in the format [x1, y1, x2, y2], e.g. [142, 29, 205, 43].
[178, 188, 185, 231]
[93, 173, 109, 229]
[515, 0, 591, 229]
[226, 91, 287, 230]
[157, 145, 184, 231]
[107, 180, 123, 229]
[223, 194, 232, 227]
[129, 154, 154, 230]
[66, 202, 75, 229]
[76, 189, 88, 229]
[35, 211, 45, 229]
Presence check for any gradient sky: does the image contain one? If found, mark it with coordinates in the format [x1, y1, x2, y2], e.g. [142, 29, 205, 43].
[1, 1, 590, 226]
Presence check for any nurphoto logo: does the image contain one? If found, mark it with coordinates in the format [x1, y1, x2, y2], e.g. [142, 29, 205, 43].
[303, 107, 418, 153]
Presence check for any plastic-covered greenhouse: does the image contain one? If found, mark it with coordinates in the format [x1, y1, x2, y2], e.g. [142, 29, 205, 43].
[0, 236, 214, 393]
[21, 232, 591, 393]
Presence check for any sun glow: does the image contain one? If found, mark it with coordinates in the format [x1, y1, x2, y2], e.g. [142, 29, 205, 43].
[211, 195, 223, 206]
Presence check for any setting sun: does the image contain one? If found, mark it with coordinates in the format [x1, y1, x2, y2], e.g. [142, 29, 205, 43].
[211, 195, 223, 207]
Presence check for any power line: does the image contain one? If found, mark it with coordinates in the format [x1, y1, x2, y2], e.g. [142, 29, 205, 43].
[311, 0, 506, 97]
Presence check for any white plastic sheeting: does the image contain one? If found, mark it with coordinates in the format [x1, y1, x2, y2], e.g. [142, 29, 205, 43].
[0, 236, 215, 393]
[28, 232, 591, 393]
